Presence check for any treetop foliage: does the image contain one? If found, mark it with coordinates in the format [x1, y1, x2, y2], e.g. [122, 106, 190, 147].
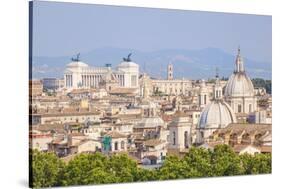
[30, 145, 271, 188]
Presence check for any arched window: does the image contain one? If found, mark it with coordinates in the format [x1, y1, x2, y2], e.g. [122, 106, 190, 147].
[204, 95, 207, 104]
[201, 131, 204, 139]
[114, 142, 118, 151]
[241, 133, 251, 145]
[184, 131, 188, 148]
[249, 104, 252, 112]
[238, 104, 242, 113]
[121, 141, 125, 150]
[218, 133, 225, 140]
[173, 131, 176, 145]
[229, 133, 238, 146]
[254, 133, 263, 145]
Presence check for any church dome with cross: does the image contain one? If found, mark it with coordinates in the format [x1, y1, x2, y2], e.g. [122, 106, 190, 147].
[224, 48, 255, 97]
[224, 47, 257, 113]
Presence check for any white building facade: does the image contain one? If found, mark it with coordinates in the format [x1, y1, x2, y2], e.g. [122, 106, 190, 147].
[64, 56, 139, 91]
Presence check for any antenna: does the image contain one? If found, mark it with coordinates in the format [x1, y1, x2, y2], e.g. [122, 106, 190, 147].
[215, 67, 219, 78]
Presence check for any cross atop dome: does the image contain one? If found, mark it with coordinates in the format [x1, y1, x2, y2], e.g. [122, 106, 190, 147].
[235, 46, 245, 73]
[215, 67, 219, 78]
[238, 45, 241, 54]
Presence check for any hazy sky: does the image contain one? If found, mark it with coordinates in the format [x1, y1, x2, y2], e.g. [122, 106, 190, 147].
[32, 1, 272, 62]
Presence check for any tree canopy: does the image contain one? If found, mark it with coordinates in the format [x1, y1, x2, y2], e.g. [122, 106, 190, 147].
[251, 78, 272, 94]
[29, 145, 271, 188]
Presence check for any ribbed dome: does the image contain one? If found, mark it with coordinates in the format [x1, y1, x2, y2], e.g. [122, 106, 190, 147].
[224, 72, 254, 97]
[224, 47, 255, 97]
[198, 100, 236, 129]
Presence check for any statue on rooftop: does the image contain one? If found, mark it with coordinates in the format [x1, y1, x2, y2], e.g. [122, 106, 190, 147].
[123, 53, 132, 62]
[71, 53, 80, 62]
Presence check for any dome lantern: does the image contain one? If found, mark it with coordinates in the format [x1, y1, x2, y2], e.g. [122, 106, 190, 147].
[213, 68, 223, 100]
[235, 46, 245, 73]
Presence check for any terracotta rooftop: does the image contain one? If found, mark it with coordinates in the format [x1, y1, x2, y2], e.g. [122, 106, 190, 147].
[232, 145, 259, 153]
[31, 124, 65, 133]
[216, 123, 271, 135]
[109, 88, 137, 94]
[259, 145, 272, 153]
[103, 131, 127, 138]
[32, 107, 101, 117]
[144, 139, 165, 147]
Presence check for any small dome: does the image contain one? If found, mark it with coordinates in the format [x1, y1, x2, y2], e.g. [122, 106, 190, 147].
[67, 61, 89, 68]
[224, 72, 254, 97]
[198, 100, 236, 129]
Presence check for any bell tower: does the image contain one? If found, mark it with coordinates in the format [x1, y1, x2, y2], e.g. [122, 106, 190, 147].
[167, 63, 173, 80]
[213, 68, 223, 100]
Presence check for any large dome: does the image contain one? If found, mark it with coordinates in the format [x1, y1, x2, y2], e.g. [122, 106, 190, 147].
[224, 72, 254, 97]
[198, 100, 236, 129]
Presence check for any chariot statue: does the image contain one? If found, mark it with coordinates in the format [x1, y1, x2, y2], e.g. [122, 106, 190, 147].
[123, 53, 132, 62]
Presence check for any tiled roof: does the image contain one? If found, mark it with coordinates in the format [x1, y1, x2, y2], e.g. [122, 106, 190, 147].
[144, 139, 165, 147]
[103, 131, 127, 138]
[259, 145, 272, 153]
[31, 124, 65, 133]
[109, 88, 137, 94]
[216, 123, 271, 135]
[232, 145, 259, 153]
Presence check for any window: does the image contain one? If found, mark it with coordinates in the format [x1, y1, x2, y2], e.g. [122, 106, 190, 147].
[184, 131, 188, 148]
[121, 141, 125, 149]
[204, 95, 207, 104]
[249, 104, 252, 112]
[131, 75, 137, 87]
[114, 142, 118, 151]
[238, 104, 242, 113]
[173, 131, 176, 145]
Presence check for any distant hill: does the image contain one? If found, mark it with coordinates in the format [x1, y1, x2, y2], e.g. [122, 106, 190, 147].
[31, 47, 272, 80]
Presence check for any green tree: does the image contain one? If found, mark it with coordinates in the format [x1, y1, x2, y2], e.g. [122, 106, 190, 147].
[211, 145, 244, 176]
[183, 147, 213, 178]
[30, 150, 65, 188]
[157, 155, 187, 180]
[60, 152, 116, 186]
[240, 153, 271, 174]
[30, 146, 272, 187]
[106, 154, 139, 183]
[251, 78, 272, 94]
[135, 168, 158, 181]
